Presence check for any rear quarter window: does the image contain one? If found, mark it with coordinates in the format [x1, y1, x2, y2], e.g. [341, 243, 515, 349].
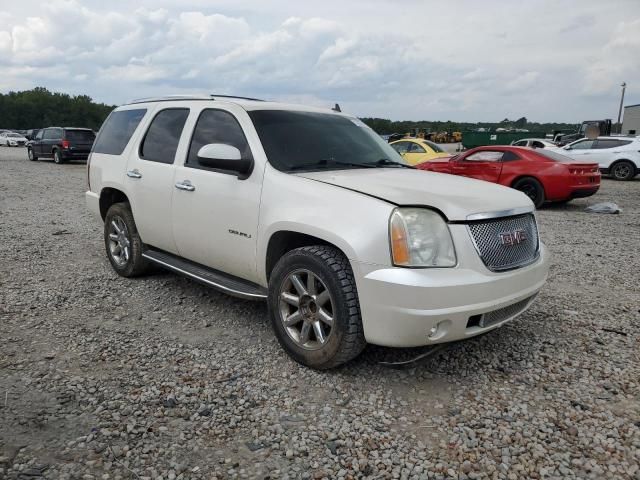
[93, 109, 147, 155]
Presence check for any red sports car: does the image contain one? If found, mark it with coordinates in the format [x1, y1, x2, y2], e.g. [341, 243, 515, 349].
[417, 145, 600, 207]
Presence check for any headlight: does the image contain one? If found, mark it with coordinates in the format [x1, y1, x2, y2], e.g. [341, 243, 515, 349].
[389, 208, 456, 267]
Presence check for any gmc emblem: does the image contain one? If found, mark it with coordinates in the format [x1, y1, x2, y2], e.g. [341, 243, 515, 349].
[499, 229, 527, 246]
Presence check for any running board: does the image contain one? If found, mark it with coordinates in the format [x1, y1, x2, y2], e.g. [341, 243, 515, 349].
[142, 249, 267, 301]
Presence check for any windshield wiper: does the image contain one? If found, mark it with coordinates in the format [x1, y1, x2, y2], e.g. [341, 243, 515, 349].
[363, 158, 416, 169]
[288, 159, 377, 171]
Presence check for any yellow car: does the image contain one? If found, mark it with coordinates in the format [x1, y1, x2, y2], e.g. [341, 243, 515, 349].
[390, 138, 451, 165]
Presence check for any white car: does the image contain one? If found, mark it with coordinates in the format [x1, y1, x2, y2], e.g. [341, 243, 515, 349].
[86, 95, 549, 368]
[1, 131, 28, 147]
[511, 138, 557, 149]
[554, 136, 640, 180]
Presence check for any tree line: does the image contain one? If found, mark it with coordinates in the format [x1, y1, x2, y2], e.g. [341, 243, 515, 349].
[360, 117, 580, 135]
[0, 87, 115, 131]
[0, 87, 581, 135]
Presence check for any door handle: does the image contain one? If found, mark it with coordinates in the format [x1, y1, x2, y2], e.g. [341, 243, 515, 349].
[175, 180, 195, 192]
[127, 169, 142, 179]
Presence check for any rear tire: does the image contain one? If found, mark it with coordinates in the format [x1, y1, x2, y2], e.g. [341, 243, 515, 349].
[53, 150, 64, 164]
[28, 148, 38, 161]
[104, 202, 150, 277]
[513, 177, 545, 208]
[610, 161, 635, 181]
[268, 245, 366, 369]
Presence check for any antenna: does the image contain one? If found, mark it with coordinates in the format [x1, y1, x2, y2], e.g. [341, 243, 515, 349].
[332, 103, 341, 112]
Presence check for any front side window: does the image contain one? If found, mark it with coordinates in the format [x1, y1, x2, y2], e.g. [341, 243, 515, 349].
[532, 141, 545, 148]
[249, 110, 405, 171]
[94, 109, 147, 155]
[408, 142, 426, 153]
[391, 141, 411, 154]
[187, 109, 252, 168]
[464, 151, 504, 162]
[569, 139, 594, 150]
[140, 108, 189, 164]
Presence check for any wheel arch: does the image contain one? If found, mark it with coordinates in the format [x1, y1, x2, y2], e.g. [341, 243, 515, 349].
[264, 230, 351, 282]
[99, 187, 130, 220]
[610, 158, 637, 174]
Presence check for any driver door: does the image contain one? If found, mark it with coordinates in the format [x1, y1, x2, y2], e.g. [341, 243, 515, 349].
[453, 150, 503, 182]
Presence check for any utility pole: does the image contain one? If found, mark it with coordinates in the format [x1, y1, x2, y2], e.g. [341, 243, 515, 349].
[617, 82, 626, 133]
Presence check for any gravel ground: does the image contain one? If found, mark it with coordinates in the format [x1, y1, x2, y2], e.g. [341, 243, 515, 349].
[1, 146, 638, 480]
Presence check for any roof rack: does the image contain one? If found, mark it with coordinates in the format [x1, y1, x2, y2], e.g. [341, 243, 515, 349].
[128, 94, 264, 105]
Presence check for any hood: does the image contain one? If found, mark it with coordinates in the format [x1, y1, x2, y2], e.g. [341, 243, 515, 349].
[295, 168, 533, 221]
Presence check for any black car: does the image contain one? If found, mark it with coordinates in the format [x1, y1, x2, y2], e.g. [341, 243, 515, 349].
[28, 127, 96, 164]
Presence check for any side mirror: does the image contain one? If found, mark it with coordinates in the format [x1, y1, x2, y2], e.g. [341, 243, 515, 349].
[197, 143, 253, 179]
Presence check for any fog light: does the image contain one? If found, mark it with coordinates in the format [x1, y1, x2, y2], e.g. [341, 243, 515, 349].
[428, 325, 439, 339]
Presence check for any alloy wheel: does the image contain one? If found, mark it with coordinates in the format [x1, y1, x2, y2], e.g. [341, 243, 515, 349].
[107, 216, 131, 266]
[278, 269, 334, 350]
[613, 163, 632, 180]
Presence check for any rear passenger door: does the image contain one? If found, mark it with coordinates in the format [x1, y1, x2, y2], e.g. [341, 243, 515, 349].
[590, 139, 633, 166]
[125, 108, 190, 254]
[44, 128, 63, 157]
[171, 106, 264, 282]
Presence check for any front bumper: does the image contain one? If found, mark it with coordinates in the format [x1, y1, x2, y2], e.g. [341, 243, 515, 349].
[354, 239, 549, 348]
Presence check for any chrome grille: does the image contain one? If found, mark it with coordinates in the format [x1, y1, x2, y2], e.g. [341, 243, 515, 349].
[479, 295, 536, 328]
[467, 214, 539, 271]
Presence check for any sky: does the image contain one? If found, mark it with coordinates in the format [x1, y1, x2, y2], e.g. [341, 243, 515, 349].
[0, 0, 639, 123]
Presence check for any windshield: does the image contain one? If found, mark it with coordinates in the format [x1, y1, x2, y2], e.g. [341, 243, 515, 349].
[248, 110, 407, 171]
[65, 129, 96, 142]
[7, 133, 22, 138]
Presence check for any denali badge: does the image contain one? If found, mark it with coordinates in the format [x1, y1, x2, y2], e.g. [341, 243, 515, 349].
[499, 229, 527, 246]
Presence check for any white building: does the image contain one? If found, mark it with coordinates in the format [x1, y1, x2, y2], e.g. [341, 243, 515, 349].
[622, 104, 640, 135]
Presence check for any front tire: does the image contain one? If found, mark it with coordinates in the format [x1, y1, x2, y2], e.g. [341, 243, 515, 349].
[268, 246, 366, 369]
[104, 202, 149, 277]
[513, 177, 545, 208]
[610, 161, 635, 181]
[28, 148, 38, 161]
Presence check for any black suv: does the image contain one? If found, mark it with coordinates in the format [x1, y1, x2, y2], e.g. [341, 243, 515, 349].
[28, 127, 96, 164]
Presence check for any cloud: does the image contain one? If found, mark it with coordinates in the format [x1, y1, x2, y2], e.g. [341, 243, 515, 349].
[0, 0, 638, 122]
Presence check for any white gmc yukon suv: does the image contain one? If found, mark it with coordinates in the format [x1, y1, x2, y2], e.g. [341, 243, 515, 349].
[86, 95, 549, 369]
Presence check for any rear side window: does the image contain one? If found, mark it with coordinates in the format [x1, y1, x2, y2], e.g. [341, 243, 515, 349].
[93, 109, 147, 155]
[424, 140, 445, 153]
[43, 128, 62, 140]
[186, 109, 252, 168]
[502, 151, 521, 161]
[140, 109, 189, 164]
[65, 129, 95, 142]
[594, 139, 632, 149]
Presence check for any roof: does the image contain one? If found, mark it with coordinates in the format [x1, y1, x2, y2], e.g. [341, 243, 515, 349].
[123, 94, 342, 115]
